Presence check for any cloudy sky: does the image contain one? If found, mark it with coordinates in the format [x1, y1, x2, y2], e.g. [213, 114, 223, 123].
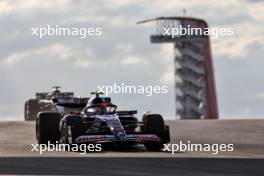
[0, 0, 263, 120]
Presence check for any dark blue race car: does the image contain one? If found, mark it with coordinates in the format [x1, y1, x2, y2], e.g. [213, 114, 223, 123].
[36, 91, 170, 151]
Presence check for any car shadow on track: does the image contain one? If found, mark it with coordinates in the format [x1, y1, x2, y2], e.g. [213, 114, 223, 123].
[100, 144, 148, 153]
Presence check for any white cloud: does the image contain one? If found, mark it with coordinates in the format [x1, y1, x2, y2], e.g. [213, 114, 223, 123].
[160, 65, 174, 85]
[116, 43, 134, 53]
[1, 43, 93, 68]
[104, 0, 137, 8]
[121, 55, 147, 65]
[0, 0, 72, 16]
[117, 43, 149, 66]
[212, 37, 248, 59]
[247, 1, 264, 21]
[1, 44, 70, 65]
[212, 20, 264, 59]
[158, 44, 174, 85]
[256, 92, 264, 99]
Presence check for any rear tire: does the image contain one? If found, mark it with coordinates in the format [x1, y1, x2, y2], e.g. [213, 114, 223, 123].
[36, 112, 60, 144]
[24, 99, 39, 121]
[143, 114, 166, 151]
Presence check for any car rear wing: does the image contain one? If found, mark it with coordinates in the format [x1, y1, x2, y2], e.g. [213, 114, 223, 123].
[36, 93, 49, 99]
[61, 92, 75, 98]
[36, 92, 74, 99]
[117, 110, 137, 115]
[52, 97, 90, 107]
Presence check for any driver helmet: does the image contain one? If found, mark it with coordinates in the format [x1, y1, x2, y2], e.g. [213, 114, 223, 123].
[87, 97, 103, 105]
[94, 106, 104, 114]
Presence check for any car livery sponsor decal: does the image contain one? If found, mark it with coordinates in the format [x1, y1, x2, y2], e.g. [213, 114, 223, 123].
[75, 134, 160, 143]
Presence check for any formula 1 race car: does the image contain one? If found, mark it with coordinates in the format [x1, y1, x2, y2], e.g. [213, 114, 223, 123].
[24, 86, 74, 121]
[36, 91, 170, 151]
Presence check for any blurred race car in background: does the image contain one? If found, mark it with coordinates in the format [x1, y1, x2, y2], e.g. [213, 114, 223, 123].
[24, 86, 74, 121]
[35, 91, 170, 151]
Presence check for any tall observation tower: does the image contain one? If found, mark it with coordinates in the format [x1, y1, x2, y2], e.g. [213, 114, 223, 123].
[138, 17, 219, 119]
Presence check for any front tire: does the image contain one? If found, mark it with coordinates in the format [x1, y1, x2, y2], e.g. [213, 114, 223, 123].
[143, 114, 166, 151]
[61, 115, 83, 144]
[36, 112, 60, 144]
